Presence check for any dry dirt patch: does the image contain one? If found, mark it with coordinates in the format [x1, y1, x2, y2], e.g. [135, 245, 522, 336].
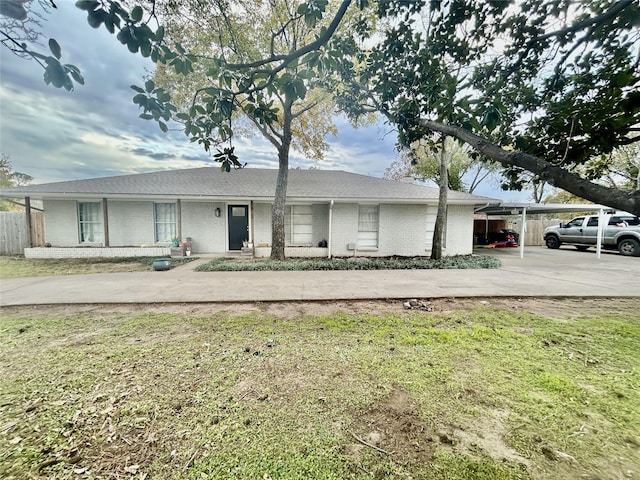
[3, 296, 637, 320]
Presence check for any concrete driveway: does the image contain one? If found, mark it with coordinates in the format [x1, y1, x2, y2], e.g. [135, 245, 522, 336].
[0, 247, 638, 306]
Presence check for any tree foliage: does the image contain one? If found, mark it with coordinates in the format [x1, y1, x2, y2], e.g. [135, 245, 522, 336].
[75, 0, 358, 259]
[0, 153, 33, 211]
[330, 0, 640, 214]
[385, 137, 496, 194]
[588, 144, 640, 192]
[0, 0, 84, 90]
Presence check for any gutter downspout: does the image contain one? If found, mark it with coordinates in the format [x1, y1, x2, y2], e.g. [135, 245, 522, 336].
[328, 200, 334, 258]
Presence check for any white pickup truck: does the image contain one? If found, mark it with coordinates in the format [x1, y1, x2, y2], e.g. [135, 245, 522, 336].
[543, 213, 640, 256]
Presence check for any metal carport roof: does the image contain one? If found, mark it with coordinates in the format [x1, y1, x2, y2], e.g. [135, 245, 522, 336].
[474, 203, 616, 259]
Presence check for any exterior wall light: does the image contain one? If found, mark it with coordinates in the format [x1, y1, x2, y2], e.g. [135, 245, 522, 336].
[215, 207, 221, 217]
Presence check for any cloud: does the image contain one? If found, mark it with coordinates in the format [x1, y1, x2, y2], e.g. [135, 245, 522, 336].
[0, 1, 530, 202]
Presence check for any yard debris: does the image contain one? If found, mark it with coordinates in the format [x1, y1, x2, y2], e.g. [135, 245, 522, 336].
[350, 431, 393, 455]
[541, 445, 577, 463]
[403, 299, 434, 311]
[124, 463, 140, 474]
[0, 421, 18, 434]
[38, 458, 62, 471]
[437, 432, 455, 445]
[25, 397, 44, 412]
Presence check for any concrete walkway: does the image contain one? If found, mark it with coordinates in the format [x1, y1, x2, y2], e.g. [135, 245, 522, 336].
[1, 247, 638, 306]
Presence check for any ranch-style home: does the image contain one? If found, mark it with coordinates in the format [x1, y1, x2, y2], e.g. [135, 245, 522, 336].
[0, 167, 499, 258]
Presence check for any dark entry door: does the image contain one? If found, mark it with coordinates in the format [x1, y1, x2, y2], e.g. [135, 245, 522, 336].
[228, 205, 249, 250]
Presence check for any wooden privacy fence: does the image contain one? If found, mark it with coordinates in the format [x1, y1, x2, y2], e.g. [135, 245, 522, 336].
[0, 211, 45, 255]
[506, 218, 561, 246]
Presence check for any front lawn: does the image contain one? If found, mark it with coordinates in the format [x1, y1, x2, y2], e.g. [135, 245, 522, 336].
[1, 299, 638, 479]
[0, 256, 196, 279]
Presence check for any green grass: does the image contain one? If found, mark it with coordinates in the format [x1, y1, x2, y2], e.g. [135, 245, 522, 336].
[0, 301, 638, 479]
[196, 254, 501, 271]
[0, 256, 196, 278]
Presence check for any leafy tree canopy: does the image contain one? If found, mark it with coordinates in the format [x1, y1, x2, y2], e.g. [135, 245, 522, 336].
[385, 137, 497, 194]
[0, 0, 84, 90]
[0, 153, 33, 211]
[330, 0, 640, 214]
[72, 0, 361, 259]
[73, 0, 358, 166]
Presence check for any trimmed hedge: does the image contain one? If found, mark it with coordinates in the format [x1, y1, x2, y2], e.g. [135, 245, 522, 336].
[196, 255, 500, 272]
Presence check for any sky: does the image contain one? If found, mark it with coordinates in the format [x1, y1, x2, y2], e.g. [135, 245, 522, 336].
[0, 0, 529, 202]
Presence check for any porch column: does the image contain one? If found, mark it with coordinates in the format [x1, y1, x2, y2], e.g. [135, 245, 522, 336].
[177, 199, 182, 240]
[102, 198, 110, 247]
[25, 196, 33, 248]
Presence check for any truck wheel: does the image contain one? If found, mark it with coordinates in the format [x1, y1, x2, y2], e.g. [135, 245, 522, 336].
[545, 235, 561, 249]
[618, 238, 640, 257]
[575, 246, 589, 252]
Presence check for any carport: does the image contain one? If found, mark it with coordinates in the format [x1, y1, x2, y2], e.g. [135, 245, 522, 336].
[474, 203, 612, 259]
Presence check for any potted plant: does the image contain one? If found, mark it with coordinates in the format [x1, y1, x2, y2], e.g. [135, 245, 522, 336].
[171, 236, 180, 247]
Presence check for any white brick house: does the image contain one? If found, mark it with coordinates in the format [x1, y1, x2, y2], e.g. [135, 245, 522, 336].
[0, 168, 498, 258]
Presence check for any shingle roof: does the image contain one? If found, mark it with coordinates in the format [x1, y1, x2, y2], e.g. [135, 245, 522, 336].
[0, 167, 498, 204]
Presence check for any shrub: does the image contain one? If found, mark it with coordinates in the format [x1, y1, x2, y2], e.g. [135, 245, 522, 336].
[196, 255, 500, 272]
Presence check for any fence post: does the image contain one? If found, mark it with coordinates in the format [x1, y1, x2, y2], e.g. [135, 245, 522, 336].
[25, 196, 33, 248]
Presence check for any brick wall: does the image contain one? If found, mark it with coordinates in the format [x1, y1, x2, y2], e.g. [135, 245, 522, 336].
[108, 200, 154, 246]
[330, 203, 359, 256]
[24, 246, 170, 258]
[43, 200, 82, 246]
[379, 204, 429, 256]
[445, 204, 474, 255]
[253, 203, 272, 246]
[182, 201, 224, 252]
[254, 246, 328, 258]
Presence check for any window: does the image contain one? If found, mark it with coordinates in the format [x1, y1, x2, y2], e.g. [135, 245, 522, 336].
[154, 203, 177, 242]
[78, 202, 103, 243]
[285, 205, 313, 245]
[609, 215, 639, 226]
[587, 217, 599, 227]
[231, 206, 246, 217]
[565, 217, 584, 228]
[358, 205, 379, 248]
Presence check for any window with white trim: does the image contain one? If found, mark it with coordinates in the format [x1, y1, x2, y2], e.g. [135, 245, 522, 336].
[154, 203, 177, 242]
[358, 205, 379, 248]
[78, 202, 103, 243]
[285, 205, 313, 245]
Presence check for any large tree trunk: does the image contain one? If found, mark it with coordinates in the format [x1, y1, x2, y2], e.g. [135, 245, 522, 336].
[270, 97, 294, 260]
[431, 137, 448, 260]
[416, 119, 640, 216]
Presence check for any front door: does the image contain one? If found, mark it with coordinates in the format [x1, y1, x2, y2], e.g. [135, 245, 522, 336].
[228, 205, 249, 250]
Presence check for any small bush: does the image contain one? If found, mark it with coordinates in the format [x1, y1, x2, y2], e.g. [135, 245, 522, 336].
[196, 255, 500, 272]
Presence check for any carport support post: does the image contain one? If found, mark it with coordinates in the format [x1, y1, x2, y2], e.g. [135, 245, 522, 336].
[519, 207, 527, 259]
[596, 208, 604, 259]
